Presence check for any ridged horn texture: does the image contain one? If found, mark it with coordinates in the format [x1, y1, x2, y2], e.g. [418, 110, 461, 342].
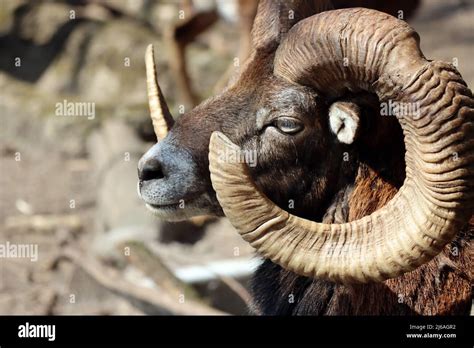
[145, 44, 174, 140]
[208, 8, 474, 283]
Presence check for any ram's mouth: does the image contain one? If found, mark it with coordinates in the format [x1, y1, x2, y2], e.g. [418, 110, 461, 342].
[146, 195, 197, 212]
[144, 193, 218, 221]
[148, 200, 187, 210]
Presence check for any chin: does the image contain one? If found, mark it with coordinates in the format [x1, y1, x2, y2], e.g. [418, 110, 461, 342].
[144, 194, 221, 221]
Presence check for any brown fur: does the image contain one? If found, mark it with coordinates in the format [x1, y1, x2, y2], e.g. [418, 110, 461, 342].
[349, 166, 472, 315]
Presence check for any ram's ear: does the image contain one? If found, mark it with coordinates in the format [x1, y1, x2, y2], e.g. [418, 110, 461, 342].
[329, 101, 361, 145]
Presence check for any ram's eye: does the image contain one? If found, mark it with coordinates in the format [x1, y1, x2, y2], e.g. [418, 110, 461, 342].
[274, 117, 303, 134]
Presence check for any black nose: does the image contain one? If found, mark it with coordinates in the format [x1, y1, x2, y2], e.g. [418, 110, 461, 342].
[138, 158, 164, 181]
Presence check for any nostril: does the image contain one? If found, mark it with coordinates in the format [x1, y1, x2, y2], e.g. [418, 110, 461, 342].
[139, 158, 164, 181]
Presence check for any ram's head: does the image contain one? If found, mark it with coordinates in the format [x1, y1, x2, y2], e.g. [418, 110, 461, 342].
[138, 1, 474, 283]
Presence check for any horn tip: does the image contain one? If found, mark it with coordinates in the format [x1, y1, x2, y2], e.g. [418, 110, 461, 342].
[146, 44, 157, 65]
[210, 131, 240, 152]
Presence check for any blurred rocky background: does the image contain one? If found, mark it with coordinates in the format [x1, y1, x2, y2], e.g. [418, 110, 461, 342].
[0, 0, 473, 315]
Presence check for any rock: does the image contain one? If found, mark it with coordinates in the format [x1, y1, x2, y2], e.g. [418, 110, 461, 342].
[76, 19, 162, 106]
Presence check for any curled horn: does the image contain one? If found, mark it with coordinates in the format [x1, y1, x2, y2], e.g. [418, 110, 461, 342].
[208, 9, 474, 283]
[145, 44, 175, 140]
